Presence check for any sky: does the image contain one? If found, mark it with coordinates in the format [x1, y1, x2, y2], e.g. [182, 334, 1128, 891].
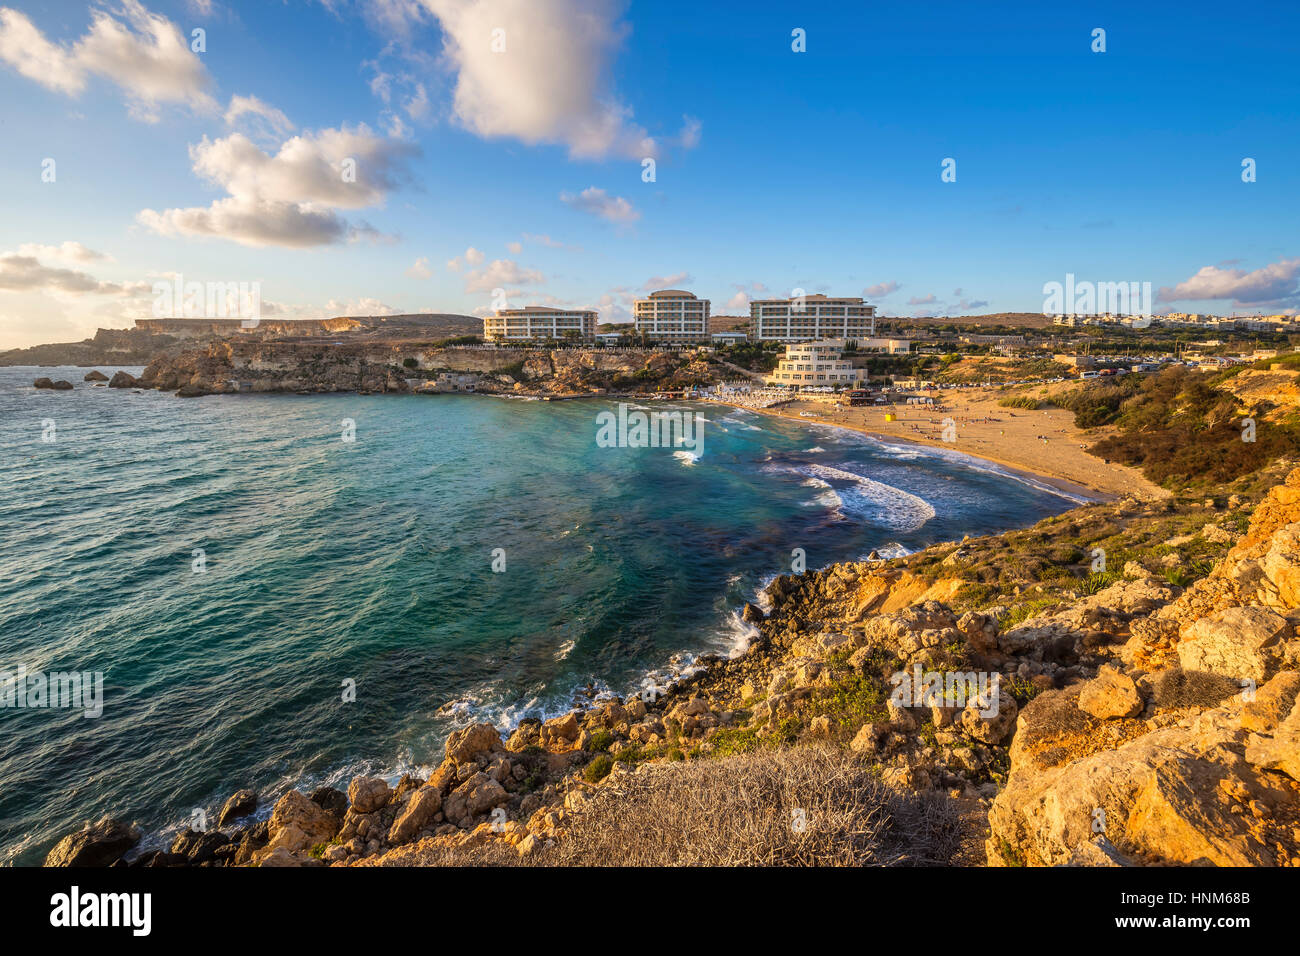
[0, 0, 1298, 348]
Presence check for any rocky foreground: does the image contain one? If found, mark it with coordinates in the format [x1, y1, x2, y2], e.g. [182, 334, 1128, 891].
[45, 465, 1300, 867]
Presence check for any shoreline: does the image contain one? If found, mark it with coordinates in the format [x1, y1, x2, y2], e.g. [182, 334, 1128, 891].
[699, 395, 1163, 503]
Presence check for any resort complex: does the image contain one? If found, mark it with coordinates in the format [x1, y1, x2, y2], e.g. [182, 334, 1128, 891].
[749, 294, 878, 342]
[633, 290, 710, 343]
[482, 306, 598, 343]
[764, 339, 869, 387]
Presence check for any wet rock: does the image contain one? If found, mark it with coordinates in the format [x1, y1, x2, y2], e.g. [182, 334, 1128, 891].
[217, 789, 257, 828]
[44, 817, 141, 867]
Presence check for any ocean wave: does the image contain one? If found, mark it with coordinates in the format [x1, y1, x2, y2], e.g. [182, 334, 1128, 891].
[803, 463, 936, 531]
[672, 450, 701, 466]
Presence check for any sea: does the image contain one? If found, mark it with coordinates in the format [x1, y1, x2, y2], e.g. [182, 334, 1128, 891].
[0, 366, 1085, 864]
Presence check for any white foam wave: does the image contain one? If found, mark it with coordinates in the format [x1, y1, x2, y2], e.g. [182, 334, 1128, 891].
[802, 463, 936, 531]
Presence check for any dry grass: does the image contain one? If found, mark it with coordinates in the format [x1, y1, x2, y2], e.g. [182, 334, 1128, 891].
[381, 746, 969, 867]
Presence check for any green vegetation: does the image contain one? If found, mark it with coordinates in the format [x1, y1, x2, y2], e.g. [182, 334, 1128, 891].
[584, 754, 614, 783]
[998, 395, 1043, 410]
[1074, 365, 1300, 488]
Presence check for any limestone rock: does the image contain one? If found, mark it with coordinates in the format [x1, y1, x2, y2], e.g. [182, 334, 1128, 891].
[44, 817, 140, 867]
[1177, 605, 1290, 682]
[217, 789, 257, 828]
[347, 776, 392, 813]
[387, 786, 442, 844]
[1078, 666, 1143, 720]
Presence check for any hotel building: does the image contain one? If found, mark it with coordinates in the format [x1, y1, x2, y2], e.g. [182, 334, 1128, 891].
[765, 339, 868, 388]
[483, 306, 597, 342]
[749, 295, 877, 343]
[634, 290, 710, 343]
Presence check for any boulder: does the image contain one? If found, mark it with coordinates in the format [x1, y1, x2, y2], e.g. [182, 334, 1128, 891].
[741, 602, 765, 624]
[1177, 605, 1290, 682]
[33, 377, 54, 389]
[217, 789, 257, 828]
[1245, 703, 1300, 782]
[959, 685, 1018, 744]
[108, 371, 138, 388]
[539, 712, 580, 749]
[44, 817, 141, 867]
[387, 786, 443, 844]
[443, 772, 508, 826]
[309, 786, 349, 818]
[170, 828, 229, 864]
[1077, 666, 1143, 720]
[84, 370, 109, 382]
[445, 722, 503, 764]
[267, 790, 338, 852]
[347, 776, 391, 813]
[1241, 671, 1300, 733]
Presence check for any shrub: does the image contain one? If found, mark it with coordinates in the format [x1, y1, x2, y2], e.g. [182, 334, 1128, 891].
[584, 754, 614, 783]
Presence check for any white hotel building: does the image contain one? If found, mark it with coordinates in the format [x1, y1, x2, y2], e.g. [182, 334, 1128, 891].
[765, 339, 868, 388]
[749, 294, 877, 343]
[483, 306, 597, 343]
[634, 290, 710, 343]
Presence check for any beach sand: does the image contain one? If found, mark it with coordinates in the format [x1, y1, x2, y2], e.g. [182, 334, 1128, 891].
[704, 387, 1166, 502]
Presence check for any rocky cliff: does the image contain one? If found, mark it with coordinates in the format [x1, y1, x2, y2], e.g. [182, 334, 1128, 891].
[44, 460, 1300, 867]
[120, 340, 720, 397]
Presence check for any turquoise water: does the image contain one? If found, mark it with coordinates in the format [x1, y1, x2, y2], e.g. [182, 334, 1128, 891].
[0, 366, 1082, 864]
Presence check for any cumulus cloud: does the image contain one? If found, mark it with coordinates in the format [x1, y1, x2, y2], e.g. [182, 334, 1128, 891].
[718, 281, 768, 314]
[560, 187, 639, 223]
[421, 0, 659, 159]
[462, 258, 545, 293]
[907, 293, 937, 305]
[406, 256, 433, 278]
[0, 250, 143, 296]
[224, 94, 295, 143]
[864, 280, 900, 298]
[642, 272, 692, 291]
[15, 241, 111, 264]
[136, 125, 417, 247]
[0, 1, 217, 121]
[1158, 257, 1300, 307]
[446, 246, 485, 271]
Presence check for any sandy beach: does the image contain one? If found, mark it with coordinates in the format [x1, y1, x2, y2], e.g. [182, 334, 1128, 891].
[704, 387, 1166, 502]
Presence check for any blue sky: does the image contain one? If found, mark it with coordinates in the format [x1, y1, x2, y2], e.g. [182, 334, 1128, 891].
[1, 0, 1298, 347]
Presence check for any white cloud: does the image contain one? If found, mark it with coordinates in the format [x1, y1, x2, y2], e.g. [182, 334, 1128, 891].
[15, 241, 111, 264]
[864, 280, 900, 298]
[0, 1, 218, 121]
[463, 258, 545, 293]
[0, 250, 141, 296]
[1158, 257, 1300, 306]
[506, 240, 522, 254]
[137, 125, 416, 247]
[446, 246, 485, 271]
[225, 94, 295, 143]
[560, 186, 639, 223]
[406, 256, 433, 278]
[323, 296, 398, 315]
[421, 0, 657, 159]
[642, 272, 692, 291]
[677, 115, 701, 149]
[907, 293, 937, 305]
